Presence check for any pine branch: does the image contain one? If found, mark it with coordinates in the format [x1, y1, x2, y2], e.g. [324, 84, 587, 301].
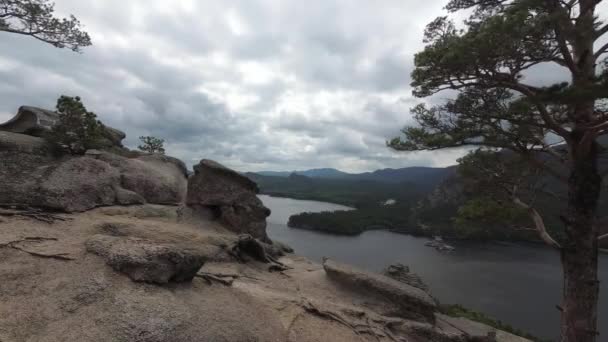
[594, 41, 608, 60]
[596, 23, 608, 39]
[549, 0, 578, 72]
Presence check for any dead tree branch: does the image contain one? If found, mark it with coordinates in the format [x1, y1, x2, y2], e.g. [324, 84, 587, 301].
[0, 205, 70, 224]
[0, 237, 74, 261]
[510, 188, 562, 249]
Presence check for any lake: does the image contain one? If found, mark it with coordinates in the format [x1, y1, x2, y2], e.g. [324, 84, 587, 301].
[259, 195, 608, 341]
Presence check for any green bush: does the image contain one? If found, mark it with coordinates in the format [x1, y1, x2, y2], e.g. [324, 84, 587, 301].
[46, 96, 104, 154]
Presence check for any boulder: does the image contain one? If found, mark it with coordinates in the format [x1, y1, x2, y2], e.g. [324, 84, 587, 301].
[0, 106, 126, 147]
[0, 130, 50, 154]
[38, 157, 121, 212]
[187, 159, 271, 241]
[0, 106, 57, 136]
[0, 132, 187, 212]
[0, 137, 120, 212]
[323, 259, 437, 323]
[86, 150, 187, 205]
[114, 187, 146, 206]
[85, 234, 207, 284]
[384, 263, 430, 293]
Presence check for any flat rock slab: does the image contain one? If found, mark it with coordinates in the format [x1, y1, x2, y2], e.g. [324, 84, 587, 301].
[85, 234, 206, 284]
[436, 314, 532, 342]
[323, 259, 437, 323]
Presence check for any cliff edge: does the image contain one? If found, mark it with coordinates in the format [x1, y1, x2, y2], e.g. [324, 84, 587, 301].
[0, 108, 529, 342]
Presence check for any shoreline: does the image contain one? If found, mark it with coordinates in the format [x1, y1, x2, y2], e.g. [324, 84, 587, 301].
[259, 192, 357, 208]
[264, 194, 594, 250]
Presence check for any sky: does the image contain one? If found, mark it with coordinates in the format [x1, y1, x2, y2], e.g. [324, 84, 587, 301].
[0, 0, 571, 172]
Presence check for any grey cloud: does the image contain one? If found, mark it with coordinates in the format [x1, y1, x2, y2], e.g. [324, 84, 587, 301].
[0, 0, 472, 173]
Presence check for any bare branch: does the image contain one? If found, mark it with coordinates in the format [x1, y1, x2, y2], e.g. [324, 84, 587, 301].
[512, 196, 562, 249]
[597, 23, 608, 39]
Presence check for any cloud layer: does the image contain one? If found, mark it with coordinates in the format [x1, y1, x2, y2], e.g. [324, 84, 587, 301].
[0, 0, 470, 172]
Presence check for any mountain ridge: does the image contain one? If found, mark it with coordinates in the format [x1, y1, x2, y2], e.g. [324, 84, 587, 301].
[253, 166, 456, 186]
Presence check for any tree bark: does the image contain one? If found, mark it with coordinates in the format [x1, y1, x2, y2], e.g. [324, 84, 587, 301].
[560, 141, 601, 342]
[560, 2, 601, 339]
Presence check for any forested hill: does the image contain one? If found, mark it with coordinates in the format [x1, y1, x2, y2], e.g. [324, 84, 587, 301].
[244, 168, 455, 235]
[245, 167, 454, 208]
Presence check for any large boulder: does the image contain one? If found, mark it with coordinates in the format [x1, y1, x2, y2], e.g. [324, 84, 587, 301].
[86, 150, 187, 205]
[37, 157, 121, 212]
[187, 159, 271, 241]
[0, 106, 57, 136]
[0, 130, 51, 154]
[323, 259, 437, 323]
[85, 234, 207, 284]
[0, 105, 126, 147]
[0, 131, 187, 212]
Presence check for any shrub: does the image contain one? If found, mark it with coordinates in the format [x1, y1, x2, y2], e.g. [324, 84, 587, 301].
[138, 136, 165, 154]
[46, 96, 104, 154]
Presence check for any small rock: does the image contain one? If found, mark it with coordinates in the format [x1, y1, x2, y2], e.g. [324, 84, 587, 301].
[384, 263, 430, 293]
[114, 187, 145, 205]
[95, 222, 132, 236]
[264, 240, 294, 257]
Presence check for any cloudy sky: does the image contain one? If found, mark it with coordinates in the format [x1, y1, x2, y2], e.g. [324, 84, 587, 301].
[1, 0, 482, 172]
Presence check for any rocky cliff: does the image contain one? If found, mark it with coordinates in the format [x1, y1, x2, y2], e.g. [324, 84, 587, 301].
[0, 107, 530, 342]
[0, 206, 530, 342]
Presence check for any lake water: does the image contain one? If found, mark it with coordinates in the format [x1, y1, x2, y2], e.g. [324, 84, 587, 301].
[259, 195, 608, 341]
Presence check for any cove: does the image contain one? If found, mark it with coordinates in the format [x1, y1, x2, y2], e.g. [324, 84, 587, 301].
[260, 195, 608, 341]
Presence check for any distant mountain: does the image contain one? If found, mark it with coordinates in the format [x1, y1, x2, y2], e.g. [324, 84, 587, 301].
[257, 168, 349, 179]
[350, 167, 455, 187]
[256, 171, 292, 177]
[254, 166, 455, 187]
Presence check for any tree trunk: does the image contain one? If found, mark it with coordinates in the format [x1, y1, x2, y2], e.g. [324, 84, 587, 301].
[560, 141, 601, 342]
[560, 1, 602, 338]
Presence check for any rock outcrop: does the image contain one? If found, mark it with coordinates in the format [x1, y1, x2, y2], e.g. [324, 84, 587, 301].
[85, 234, 207, 284]
[0, 204, 533, 342]
[0, 105, 126, 147]
[0, 131, 187, 212]
[186, 159, 271, 241]
[323, 259, 437, 323]
[86, 150, 188, 205]
[384, 263, 430, 293]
